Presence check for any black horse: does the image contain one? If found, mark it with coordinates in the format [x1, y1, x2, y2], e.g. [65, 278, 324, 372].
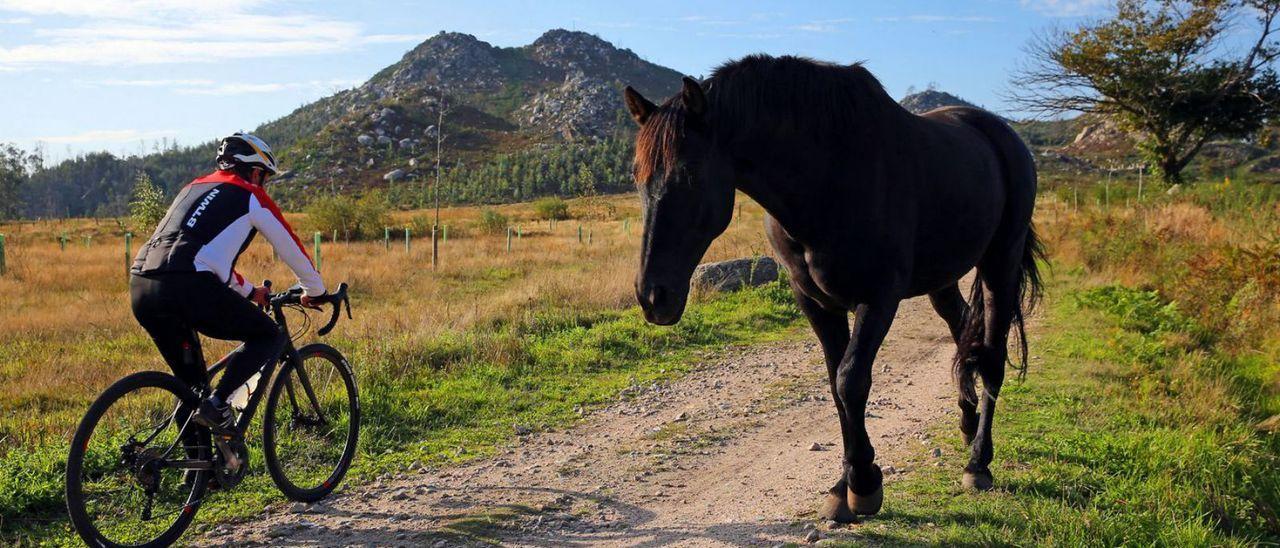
[624, 55, 1043, 521]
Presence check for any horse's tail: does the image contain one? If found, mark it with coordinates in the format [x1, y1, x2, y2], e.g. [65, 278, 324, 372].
[952, 109, 1045, 404]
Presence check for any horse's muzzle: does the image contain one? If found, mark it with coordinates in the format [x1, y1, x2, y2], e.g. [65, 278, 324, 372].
[636, 281, 684, 325]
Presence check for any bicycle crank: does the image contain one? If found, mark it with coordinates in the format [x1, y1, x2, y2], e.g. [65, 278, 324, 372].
[211, 434, 250, 489]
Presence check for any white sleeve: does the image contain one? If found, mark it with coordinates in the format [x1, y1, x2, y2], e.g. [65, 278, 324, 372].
[228, 270, 254, 298]
[248, 194, 326, 297]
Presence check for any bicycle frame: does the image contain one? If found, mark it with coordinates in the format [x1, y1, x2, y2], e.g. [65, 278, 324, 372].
[201, 297, 321, 437]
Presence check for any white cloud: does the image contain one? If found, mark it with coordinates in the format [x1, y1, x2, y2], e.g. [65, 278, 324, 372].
[363, 33, 430, 44]
[0, 16, 30, 23]
[1020, 0, 1111, 17]
[0, 0, 260, 19]
[37, 128, 178, 144]
[789, 17, 856, 33]
[875, 15, 1000, 23]
[89, 78, 214, 87]
[80, 77, 362, 96]
[181, 79, 361, 96]
[0, 1, 412, 70]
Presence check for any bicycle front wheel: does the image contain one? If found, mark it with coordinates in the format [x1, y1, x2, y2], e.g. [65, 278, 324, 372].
[262, 343, 359, 502]
[66, 371, 210, 548]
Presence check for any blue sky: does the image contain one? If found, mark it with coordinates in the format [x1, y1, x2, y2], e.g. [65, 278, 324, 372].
[0, 0, 1112, 164]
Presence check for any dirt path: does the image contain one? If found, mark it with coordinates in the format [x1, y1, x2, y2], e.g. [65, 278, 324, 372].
[206, 291, 960, 547]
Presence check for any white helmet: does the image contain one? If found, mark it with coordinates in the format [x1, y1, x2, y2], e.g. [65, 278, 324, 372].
[216, 132, 280, 175]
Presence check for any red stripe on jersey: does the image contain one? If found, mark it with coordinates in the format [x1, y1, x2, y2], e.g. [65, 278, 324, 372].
[189, 170, 315, 264]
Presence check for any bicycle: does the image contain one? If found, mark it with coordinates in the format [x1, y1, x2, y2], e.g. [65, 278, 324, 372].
[65, 281, 358, 547]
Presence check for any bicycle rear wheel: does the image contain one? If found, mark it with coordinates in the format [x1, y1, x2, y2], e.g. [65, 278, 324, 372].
[263, 343, 359, 502]
[66, 371, 210, 548]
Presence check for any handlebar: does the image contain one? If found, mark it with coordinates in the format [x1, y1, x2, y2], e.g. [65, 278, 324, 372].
[262, 280, 352, 336]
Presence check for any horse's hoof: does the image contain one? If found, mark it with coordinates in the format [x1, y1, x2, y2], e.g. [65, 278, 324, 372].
[962, 469, 994, 491]
[847, 486, 883, 515]
[819, 492, 857, 523]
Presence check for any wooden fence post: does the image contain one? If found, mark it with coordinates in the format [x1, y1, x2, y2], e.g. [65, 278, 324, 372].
[1137, 166, 1145, 203]
[384, 227, 390, 250]
[124, 232, 133, 274]
[313, 232, 322, 270]
[443, 224, 448, 243]
[506, 227, 512, 252]
[405, 226, 411, 254]
[60, 232, 67, 252]
[0, 234, 6, 276]
[577, 225, 583, 244]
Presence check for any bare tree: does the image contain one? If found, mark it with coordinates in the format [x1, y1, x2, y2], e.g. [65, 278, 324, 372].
[1010, 0, 1280, 184]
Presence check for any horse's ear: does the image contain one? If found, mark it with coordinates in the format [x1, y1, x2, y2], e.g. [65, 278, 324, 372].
[681, 76, 705, 116]
[623, 86, 656, 125]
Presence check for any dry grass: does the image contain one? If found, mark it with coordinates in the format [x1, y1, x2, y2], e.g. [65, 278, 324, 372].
[0, 193, 775, 450]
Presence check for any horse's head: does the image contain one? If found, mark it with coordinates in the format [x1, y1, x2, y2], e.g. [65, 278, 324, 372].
[625, 77, 736, 326]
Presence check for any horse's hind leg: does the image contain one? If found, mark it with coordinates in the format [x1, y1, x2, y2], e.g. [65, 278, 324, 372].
[928, 282, 967, 344]
[963, 253, 1021, 491]
[929, 283, 979, 445]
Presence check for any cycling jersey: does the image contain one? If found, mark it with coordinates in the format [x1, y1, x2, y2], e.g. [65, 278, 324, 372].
[132, 170, 324, 297]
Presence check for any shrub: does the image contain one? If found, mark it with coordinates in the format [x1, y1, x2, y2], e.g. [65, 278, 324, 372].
[128, 172, 167, 232]
[532, 197, 570, 220]
[305, 191, 392, 240]
[476, 208, 509, 235]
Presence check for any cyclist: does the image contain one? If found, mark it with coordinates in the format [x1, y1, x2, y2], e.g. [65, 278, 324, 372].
[130, 132, 326, 433]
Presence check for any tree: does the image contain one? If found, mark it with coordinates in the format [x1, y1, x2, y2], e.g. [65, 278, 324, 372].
[0, 144, 36, 221]
[129, 172, 168, 231]
[1011, 0, 1280, 184]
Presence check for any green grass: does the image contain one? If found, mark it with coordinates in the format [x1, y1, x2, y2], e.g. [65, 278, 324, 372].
[1, 280, 803, 545]
[833, 271, 1280, 546]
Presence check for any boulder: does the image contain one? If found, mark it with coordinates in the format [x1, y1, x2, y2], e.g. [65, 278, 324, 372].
[357, 134, 374, 146]
[691, 257, 779, 292]
[399, 138, 414, 149]
[380, 107, 396, 119]
[384, 169, 405, 182]
[377, 135, 393, 145]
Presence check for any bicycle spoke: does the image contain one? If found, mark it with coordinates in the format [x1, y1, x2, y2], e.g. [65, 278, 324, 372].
[266, 349, 356, 497]
[70, 380, 205, 546]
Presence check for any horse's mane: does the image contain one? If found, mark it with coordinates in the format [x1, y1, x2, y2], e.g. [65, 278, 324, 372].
[635, 54, 902, 184]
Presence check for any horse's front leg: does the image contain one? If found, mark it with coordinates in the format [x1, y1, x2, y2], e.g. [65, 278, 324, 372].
[793, 293, 855, 522]
[837, 301, 898, 515]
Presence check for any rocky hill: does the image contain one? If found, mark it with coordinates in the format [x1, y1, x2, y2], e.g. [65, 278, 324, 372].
[20, 29, 683, 216]
[898, 89, 979, 114]
[260, 30, 683, 196]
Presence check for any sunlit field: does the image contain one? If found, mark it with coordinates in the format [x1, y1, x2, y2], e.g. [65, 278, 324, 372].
[0, 192, 799, 542]
[0, 193, 777, 448]
[5, 178, 1278, 544]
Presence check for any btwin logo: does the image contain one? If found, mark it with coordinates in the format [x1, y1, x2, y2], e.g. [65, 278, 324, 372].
[186, 188, 221, 228]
